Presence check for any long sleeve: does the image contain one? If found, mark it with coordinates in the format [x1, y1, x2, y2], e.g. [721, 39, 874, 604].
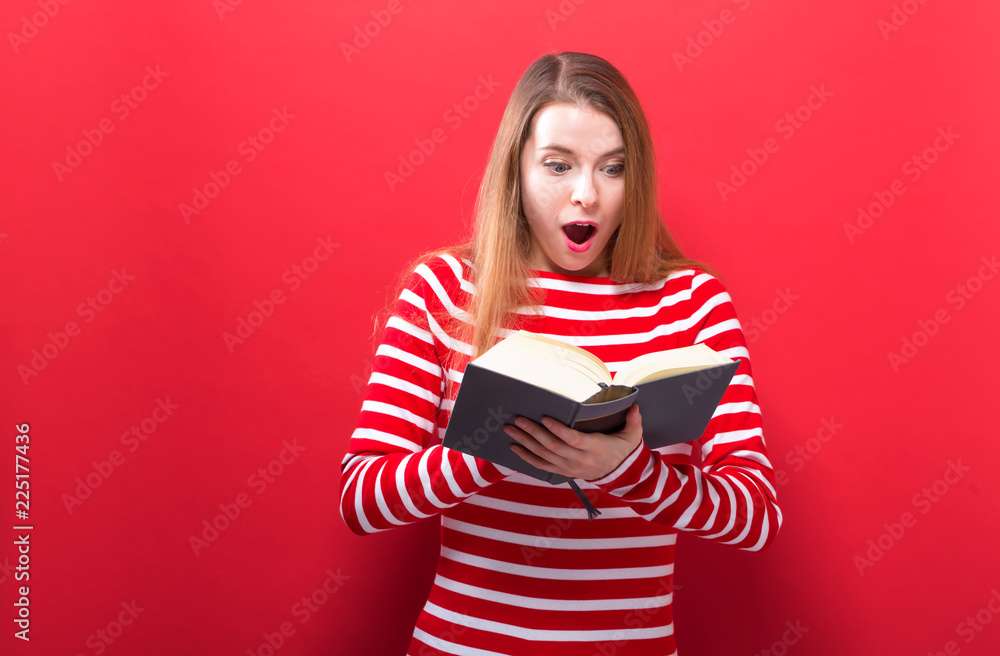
[339, 261, 510, 536]
[586, 270, 782, 551]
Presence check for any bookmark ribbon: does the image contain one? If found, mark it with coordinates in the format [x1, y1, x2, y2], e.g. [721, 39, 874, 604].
[567, 480, 602, 521]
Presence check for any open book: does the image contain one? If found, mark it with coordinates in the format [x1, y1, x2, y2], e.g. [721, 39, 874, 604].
[442, 330, 740, 489]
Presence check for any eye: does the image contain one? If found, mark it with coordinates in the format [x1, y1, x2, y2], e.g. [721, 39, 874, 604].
[605, 163, 625, 176]
[544, 161, 569, 174]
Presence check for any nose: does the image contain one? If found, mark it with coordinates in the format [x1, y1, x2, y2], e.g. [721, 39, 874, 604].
[571, 172, 598, 208]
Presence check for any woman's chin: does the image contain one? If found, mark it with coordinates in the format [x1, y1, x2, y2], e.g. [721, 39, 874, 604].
[554, 255, 608, 277]
[530, 239, 609, 276]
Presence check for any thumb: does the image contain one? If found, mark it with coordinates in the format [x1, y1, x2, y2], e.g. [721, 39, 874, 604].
[627, 403, 641, 432]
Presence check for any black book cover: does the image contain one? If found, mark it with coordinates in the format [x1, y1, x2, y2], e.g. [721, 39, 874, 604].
[441, 359, 740, 485]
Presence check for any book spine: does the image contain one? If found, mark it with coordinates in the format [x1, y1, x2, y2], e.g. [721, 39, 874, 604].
[568, 400, 583, 426]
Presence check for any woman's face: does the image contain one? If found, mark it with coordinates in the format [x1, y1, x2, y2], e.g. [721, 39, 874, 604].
[519, 102, 625, 277]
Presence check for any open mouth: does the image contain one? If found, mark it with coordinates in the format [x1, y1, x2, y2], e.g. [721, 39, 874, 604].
[563, 223, 596, 245]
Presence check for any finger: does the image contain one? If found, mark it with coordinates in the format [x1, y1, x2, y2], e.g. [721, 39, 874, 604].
[515, 416, 583, 457]
[507, 421, 573, 470]
[629, 404, 641, 427]
[509, 443, 563, 475]
[630, 404, 643, 434]
[539, 416, 586, 450]
[615, 404, 641, 437]
[524, 421, 580, 464]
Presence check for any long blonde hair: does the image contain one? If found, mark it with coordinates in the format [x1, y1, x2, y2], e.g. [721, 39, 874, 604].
[371, 52, 715, 404]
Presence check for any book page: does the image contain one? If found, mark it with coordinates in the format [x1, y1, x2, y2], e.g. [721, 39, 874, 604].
[473, 334, 606, 401]
[582, 384, 635, 404]
[612, 344, 734, 386]
[512, 331, 611, 382]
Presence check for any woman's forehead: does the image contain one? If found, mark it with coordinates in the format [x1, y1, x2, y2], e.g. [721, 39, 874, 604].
[526, 104, 623, 154]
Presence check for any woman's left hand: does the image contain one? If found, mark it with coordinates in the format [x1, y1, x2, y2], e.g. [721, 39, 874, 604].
[504, 404, 644, 481]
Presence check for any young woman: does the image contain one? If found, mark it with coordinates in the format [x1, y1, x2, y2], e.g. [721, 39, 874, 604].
[341, 51, 781, 656]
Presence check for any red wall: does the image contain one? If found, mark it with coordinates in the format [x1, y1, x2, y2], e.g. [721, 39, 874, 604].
[3, 1, 999, 654]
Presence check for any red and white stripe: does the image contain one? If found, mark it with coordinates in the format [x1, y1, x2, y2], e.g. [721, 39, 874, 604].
[341, 252, 781, 655]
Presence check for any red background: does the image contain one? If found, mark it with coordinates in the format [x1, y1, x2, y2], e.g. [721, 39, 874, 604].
[3, 1, 999, 654]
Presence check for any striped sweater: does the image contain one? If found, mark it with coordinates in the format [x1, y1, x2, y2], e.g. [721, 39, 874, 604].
[340, 252, 782, 656]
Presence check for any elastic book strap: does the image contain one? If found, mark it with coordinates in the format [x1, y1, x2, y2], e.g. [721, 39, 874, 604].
[567, 480, 602, 520]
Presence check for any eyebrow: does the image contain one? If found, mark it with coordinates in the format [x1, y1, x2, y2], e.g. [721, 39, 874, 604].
[538, 144, 625, 158]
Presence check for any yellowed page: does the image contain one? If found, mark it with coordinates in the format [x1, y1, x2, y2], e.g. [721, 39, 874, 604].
[512, 330, 610, 378]
[473, 339, 602, 401]
[612, 344, 734, 386]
